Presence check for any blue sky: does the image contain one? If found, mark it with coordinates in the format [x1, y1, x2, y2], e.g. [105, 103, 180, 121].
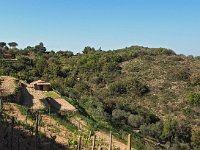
[0, 0, 200, 55]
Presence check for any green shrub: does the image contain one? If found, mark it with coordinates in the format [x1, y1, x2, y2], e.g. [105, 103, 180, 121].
[176, 122, 191, 143]
[188, 92, 200, 106]
[127, 114, 145, 128]
[65, 77, 76, 87]
[80, 97, 109, 121]
[90, 75, 105, 85]
[148, 48, 176, 56]
[108, 81, 127, 95]
[103, 62, 121, 72]
[74, 81, 91, 94]
[160, 118, 177, 142]
[195, 56, 200, 60]
[126, 79, 149, 96]
[192, 127, 200, 149]
[112, 109, 129, 126]
[140, 122, 163, 139]
[168, 56, 184, 61]
[169, 68, 190, 81]
[63, 88, 80, 99]
[190, 73, 200, 86]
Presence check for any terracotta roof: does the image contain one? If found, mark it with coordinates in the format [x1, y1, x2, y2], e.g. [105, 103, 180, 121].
[30, 80, 50, 86]
[37, 82, 51, 85]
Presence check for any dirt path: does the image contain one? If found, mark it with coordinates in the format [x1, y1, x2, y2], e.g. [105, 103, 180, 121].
[0, 76, 17, 95]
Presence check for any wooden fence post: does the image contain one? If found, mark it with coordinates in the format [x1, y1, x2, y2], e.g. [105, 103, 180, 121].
[109, 131, 112, 150]
[25, 108, 28, 123]
[77, 136, 82, 150]
[92, 135, 96, 150]
[127, 134, 132, 150]
[98, 146, 103, 150]
[35, 111, 39, 150]
[50, 135, 56, 150]
[10, 117, 14, 150]
[78, 121, 80, 130]
[17, 134, 20, 150]
[89, 131, 92, 139]
[0, 99, 2, 113]
[49, 106, 51, 116]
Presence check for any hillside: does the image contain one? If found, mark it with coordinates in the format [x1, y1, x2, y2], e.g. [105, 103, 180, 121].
[0, 76, 130, 150]
[1, 44, 200, 149]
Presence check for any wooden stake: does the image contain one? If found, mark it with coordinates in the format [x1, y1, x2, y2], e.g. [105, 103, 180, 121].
[10, 117, 14, 150]
[78, 121, 80, 130]
[109, 131, 112, 150]
[127, 134, 132, 150]
[0, 99, 2, 113]
[25, 109, 28, 123]
[50, 135, 56, 150]
[49, 106, 51, 116]
[77, 136, 82, 150]
[89, 130, 92, 139]
[98, 146, 103, 150]
[17, 134, 20, 150]
[35, 112, 39, 150]
[92, 135, 96, 150]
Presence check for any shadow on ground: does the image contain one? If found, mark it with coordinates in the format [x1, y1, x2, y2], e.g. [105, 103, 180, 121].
[0, 114, 67, 150]
[42, 97, 61, 113]
[20, 87, 34, 108]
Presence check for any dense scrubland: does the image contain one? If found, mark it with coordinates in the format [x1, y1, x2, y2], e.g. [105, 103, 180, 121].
[1, 42, 200, 149]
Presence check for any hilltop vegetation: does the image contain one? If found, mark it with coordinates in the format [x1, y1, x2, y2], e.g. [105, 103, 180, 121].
[1, 42, 200, 149]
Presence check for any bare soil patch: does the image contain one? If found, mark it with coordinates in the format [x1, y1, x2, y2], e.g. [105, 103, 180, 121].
[0, 76, 17, 95]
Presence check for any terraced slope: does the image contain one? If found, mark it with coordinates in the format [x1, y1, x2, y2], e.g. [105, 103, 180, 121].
[0, 76, 131, 150]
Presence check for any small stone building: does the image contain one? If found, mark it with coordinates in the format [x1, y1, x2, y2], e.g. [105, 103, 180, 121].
[2, 52, 15, 59]
[30, 80, 51, 91]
